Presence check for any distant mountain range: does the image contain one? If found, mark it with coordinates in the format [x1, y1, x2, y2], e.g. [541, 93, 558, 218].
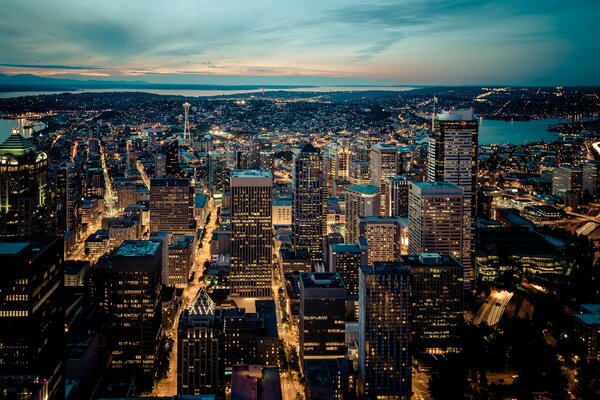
[0, 74, 315, 92]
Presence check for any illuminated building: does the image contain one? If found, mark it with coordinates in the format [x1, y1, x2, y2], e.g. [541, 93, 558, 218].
[386, 176, 411, 217]
[359, 262, 411, 398]
[149, 177, 195, 235]
[345, 184, 380, 243]
[109, 240, 163, 390]
[0, 129, 48, 237]
[403, 253, 463, 354]
[427, 110, 478, 288]
[408, 181, 464, 270]
[370, 143, 400, 214]
[358, 216, 402, 266]
[178, 288, 220, 395]
[230, 170, 273, 298]
[552, 164, 583, 201]
[299, 272, 346, 362]
[292, 143, 325, 261]
[329, 243, 367, 296]
[583, 160, 600, 197]
[0, 238, 64, 400]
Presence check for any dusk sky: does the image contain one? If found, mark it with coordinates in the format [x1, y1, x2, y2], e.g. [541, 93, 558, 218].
[1, 0, 599, 86]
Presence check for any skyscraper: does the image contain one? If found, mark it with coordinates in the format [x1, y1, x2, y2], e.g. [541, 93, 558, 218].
[178, 288, 220, 395]
[386, 176, 411, 217]
[293, 143, 324, 261]
[230, 170, 273, 298]
[166, 140, 181, 178]
[403, 253, 464, 354]
[299, 272, 346, 363]
[552, 164, 583, 201]
[358, 216, 402, 265]
[583, 160, 600, 198]
[109, 240, 163, 390]
[370, 143, 399, 214]
[408, 181, 464, 263]
[0, 129, 48, 237]
[427, 109, 478, 287]
[149, 177, 195, 234]
[345, 184, 380, 243]
[359, 263, 411, 398]
[0, 238, 64, 400]
[329, 243, 367, 296]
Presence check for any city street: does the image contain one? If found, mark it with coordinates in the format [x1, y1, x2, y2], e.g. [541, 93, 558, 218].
[151, 198, 218, 397]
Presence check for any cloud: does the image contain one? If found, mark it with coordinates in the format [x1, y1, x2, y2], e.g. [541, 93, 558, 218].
[0, 63, 105, 70]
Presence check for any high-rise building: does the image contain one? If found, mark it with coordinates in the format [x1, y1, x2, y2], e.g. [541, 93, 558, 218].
[109, 240, 163, 389]
[359, 263, 411, 398]
[552, 164, 583, 201]
[292, 143, 324, 261]
[259, 150, 275, 171]
[55, 161, 82, 235]
[168, 234, 194, 286]
[178, 288, 220, 395]
[0, 238, 64, 400]
[370, 143, 399, 214]
[403, 253, 464, 354]
[154, 153, 166, 178]
[386, 176, 411, 217]
[427, 109, 478, 287]
[166, 140, 181, 178]
[329, 243, 367, 296]
[408, 181, 464, 263]
[324, 140, 350, 182]
[230, 170, 273, 298]
[208, 150, 229, 196]
[230, 365, 282, 400]
[0, 129, 48, 237]
[345, 184, 380, 243]
[583, 160, 600, 198]
[358, 216, 402, 265]
[299, 272, 346, 362]
[149, 177, 195, 234]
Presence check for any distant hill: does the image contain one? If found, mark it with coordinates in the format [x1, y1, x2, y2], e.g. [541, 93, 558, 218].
[0, 74, 314, 92]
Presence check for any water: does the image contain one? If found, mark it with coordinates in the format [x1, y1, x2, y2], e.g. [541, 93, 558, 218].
[0, 86, 416, 99]
[0, 119, 46, 143]
[478, 117, 568, 145]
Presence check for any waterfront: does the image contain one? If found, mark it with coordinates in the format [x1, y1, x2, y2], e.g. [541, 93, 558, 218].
[0, 118, 46, 142]
[478, 117, 568, 145]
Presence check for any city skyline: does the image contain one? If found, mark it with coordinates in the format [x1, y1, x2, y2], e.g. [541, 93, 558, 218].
[0, 0, 599, 86]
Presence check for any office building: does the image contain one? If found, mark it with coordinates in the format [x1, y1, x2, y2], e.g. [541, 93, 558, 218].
[0, 238, 64, 400]
[403, 253, 464, 354]
[370, 143, 399, 214]
[292, 143, 325, 261]
[583, 160, 600, 197]
[272, 194, 292, 226]
[324, 140, 350, 182]
[230, 170, 273, 298]
[345, 184, 380, 243]
[208, 150, 229, 196]
[359, 263, 411, 398]
[168, 235, 194, 286]
[386, 176, 411, 217]
[149, 177, 195, 234]
[552, 164, 583, 201]
[358, 216, 402, 266]
[427, 109, 478, 287]
[0, 129, 48, 237]
[408, 181, 464, 270]
[329, 243, 367, 297]
[109, 240, 163, 389]
[299, 272, 346, 362]
[178, 288, 220, 395]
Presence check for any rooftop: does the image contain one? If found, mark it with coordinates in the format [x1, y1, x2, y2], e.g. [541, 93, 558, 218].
[114, 240, 160, 257]
[231, 169, 273, 178]
[0, 129, 35, 156]
[0, 242, 30, 255]
[195, 193, 209, 208]
[331, 243, 365, 253]
[346, 184, 379, 196]
[401, 253, 462, 268]
[574, 304, 600, 325]
[300, 272, 345, 289]
[359, 216, 401, 224]
[411, 181, 463, 191]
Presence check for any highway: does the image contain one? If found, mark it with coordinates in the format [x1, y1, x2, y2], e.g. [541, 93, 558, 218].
[100, 144, 117, 217]
[473, 290, 514, 327]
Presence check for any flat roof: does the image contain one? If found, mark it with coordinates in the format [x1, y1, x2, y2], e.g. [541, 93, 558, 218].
[412, 181, 462, 190]
[359, 216, 401, 224]
[231, 169, 272, 178]
[346, 184, 379, 196]
[331, 243, 364, 253]
[300, 272, 345, 289]
[195, 193, 209, 208]
[0, 242, 29, 255]
[114, 240, 160, 257]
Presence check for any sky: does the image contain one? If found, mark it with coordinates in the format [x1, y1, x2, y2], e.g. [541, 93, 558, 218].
[0, 0, 599, 86]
